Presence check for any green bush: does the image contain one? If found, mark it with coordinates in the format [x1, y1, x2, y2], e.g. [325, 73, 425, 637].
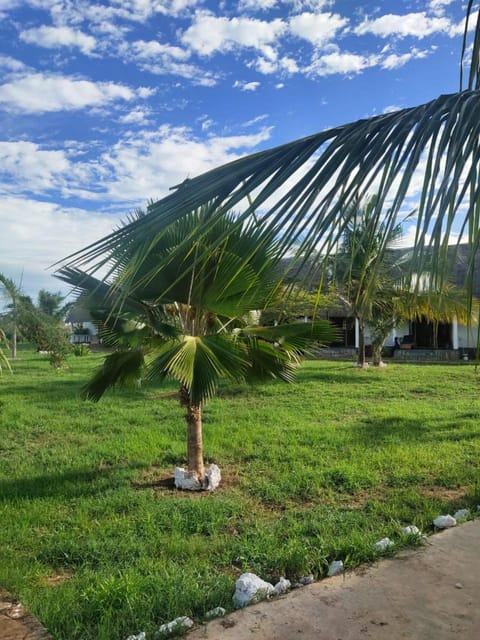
[73, 344, 91, 357]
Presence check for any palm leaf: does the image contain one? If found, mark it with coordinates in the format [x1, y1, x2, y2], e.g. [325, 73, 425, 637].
[59, 89, 480, 302]
[82, 349, 145, 401]
[146, 334, 248, 405]
[241, 320, 338, 354]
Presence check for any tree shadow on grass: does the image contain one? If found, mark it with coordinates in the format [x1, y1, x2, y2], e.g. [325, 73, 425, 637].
[0, 464, 144, 502]
[351, 416, 480, 447]
[0, 379, 150, 405]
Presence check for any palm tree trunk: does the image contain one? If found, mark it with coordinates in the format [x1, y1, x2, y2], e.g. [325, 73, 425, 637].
[357, 317, 367, 367]
[180, 386, 205, 481]
[372, 342, 383, 366]
[11, 324, 17, 360]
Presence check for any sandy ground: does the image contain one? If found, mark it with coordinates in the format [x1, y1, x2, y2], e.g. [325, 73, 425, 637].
[188, 519, 480, 640]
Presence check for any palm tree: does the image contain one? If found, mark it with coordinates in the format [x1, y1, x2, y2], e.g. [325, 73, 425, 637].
[57, 208, 335, 489]
[368, 284, 472, 366]
[0, 328, 12, 375]
[57, 5, 480, 316]
[0, 273, 26, 360]
[333, 196, 404, 367]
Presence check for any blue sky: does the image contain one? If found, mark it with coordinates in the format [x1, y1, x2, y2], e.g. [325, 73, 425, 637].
[0, 0, 471, 297]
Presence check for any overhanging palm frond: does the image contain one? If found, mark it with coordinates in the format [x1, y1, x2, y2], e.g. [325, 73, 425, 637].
[60, 89, 480, 298]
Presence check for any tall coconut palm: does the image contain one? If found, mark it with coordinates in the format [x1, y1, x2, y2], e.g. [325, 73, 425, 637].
[58, 5, 480, 315]
[57, 207, 335, 489]
[333, 196, 404, 367]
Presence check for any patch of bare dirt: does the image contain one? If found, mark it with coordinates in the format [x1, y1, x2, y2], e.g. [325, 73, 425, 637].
[38, 571, 73, 588]
[419, 485, 471, 502]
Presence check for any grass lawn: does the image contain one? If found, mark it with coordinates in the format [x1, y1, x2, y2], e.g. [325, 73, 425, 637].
[1, 348, 479, 639]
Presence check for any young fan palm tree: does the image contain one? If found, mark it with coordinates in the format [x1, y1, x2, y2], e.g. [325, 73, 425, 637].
[57, 208, 335, 489]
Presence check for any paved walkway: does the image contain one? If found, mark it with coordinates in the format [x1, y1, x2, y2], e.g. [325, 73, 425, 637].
[1, 520, 478, 640]
[189, 519, 480, 640]
[0, 593, 52, 640]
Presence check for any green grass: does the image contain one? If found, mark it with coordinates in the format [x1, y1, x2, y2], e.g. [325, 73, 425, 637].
[1, 348, 479, 639]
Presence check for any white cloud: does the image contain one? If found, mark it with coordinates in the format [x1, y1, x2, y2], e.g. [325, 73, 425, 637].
[181, 11, 286, 58]
[233, 80, 260, 91]
[121, 38, 216, 84]
[119, 107, 152, 125]
[19, 25, 96, 55]
[355, 12, 455, 39]
[251, 54, 299, 75]
[289, 11, 348, 45]
[0, 141, 71, 192]
[308, 50, 379, 76]
[85, 125, 273, 202]
[238, 0, 278, 10]
[381, 47, 434, 70]
[128, 38, 190, 61]
[238, 0, 333, 10]
[382, 104, 402, 114]
[0, 73, 138, 113]
[0, 195, 122, 295]
[42, 0, 201, 27]
[429, 0, 455, 17]
[0, 55, 29, 72]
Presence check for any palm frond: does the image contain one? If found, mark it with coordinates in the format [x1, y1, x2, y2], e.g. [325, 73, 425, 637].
[146, 334, 248, 405]
[82, 349, 145, 401]
[59, 89, 480, 303]
[241, 320, 338, 354]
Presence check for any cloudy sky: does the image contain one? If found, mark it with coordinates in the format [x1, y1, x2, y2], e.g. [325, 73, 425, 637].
[0, 0, 471, 297]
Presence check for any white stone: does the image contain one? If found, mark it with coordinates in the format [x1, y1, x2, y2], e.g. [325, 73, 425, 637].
[375, 537, 394, 551]
[298, 574, 314, 585]
[204, 464, 221, 491]
[433, 515, 457, 529]
[126, 633, 146, 640]
[402, 525, 421, 536]
[233, 573, 275, 608]
[205, 607, 226, 620]
[274, 577, 291, 595]
[453, 509, 469, 521]
[174, 467, 202, 491]
[157, 616, 194, 636]
[328, 560, 344, 577]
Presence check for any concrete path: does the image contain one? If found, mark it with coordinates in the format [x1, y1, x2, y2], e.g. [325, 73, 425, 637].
[1, 520, 478, 640]
[0, 594, 52, 640]
[189, 519, 480, 640]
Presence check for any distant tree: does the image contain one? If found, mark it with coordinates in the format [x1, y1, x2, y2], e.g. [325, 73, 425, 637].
[37, 289, 66, 318]
[0, 273, 27, 360]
